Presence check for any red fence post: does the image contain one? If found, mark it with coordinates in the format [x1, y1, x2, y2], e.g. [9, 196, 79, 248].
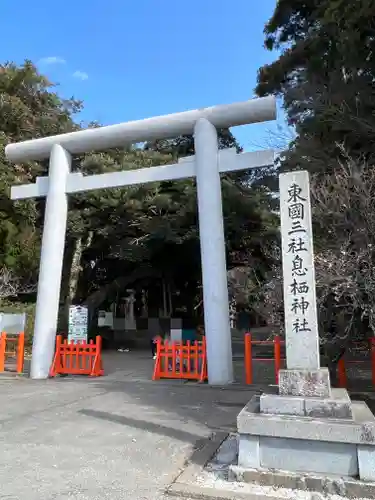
[371, 338, 375, 388]
[274, 335, 281, 385]
[16, 332, 25, 374]
[201, 338, 207, 382]
[0, 332, 6, 373]
[92, 336, 103, 376]
[244, 333, 252, 385]
[337, 358, 347, 388]
[49, 335, 62, 377]
[152, 339, 161, 380]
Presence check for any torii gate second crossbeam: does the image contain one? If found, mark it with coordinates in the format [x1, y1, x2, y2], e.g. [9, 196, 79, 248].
[6, 96, 277, 384]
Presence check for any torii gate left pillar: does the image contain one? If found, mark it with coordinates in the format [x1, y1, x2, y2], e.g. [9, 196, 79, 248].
[6, 97, 276, 383]
[31, 144, 71, 379]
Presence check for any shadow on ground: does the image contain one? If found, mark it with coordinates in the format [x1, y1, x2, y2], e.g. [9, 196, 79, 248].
[79, 408, 214, 444]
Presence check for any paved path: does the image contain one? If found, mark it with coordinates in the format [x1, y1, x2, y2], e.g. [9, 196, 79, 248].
[0, 351, 254, 500]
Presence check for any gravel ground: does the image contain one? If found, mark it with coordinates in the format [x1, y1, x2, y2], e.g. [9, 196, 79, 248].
[195, 435, 375, 500]
[195, 470, 375, 500]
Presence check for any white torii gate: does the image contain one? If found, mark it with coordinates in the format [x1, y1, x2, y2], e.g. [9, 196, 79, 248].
[5, 96, 276, 384]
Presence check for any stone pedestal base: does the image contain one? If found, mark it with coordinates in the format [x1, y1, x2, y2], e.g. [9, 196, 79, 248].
[228, 466, 375, 498]
[260, 388, 353, 419]
[237, 394, 375, 481]
[279, 367, 331, 397]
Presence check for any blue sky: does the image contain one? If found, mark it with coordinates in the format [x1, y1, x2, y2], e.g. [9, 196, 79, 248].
[1, 0, 283, 151]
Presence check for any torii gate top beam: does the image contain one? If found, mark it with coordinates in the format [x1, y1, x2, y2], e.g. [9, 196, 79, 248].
[5, 96, 276, 162]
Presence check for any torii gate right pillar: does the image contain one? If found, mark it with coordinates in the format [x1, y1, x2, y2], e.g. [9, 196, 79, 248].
[195, 118, 233, 384]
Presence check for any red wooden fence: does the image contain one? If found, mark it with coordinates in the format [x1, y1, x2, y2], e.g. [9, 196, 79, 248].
[0, 332, 25, 374]
[152, 339, 207, 382]
[244, 332, 284, 385]
[49, 335, 103, 377]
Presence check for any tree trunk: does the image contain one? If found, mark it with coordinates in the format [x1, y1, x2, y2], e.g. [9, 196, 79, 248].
[162, 278, 168, 317]
[61, 232, 93, 331]
[68, 232, 93, 306]
[320, 309, 351, 387]
[141, 289, 148, 317]
[229, 295, 237, 328]
[168, 281, 173, 317]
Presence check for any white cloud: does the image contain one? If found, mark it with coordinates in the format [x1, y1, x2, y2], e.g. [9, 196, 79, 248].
[73, 70, 89, 81]
[38, 56, 66, 65]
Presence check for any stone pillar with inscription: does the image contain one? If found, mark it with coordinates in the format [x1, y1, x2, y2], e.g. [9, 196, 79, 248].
[233, 171, 375, 484]
[279, 170, 330, 397]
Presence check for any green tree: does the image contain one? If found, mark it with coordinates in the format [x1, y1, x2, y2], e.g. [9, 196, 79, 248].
[256, 0, 375, 172]
[145, 128, 242, 157]
[254, 0, 375, 371]
[0, 61, 82, 297]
